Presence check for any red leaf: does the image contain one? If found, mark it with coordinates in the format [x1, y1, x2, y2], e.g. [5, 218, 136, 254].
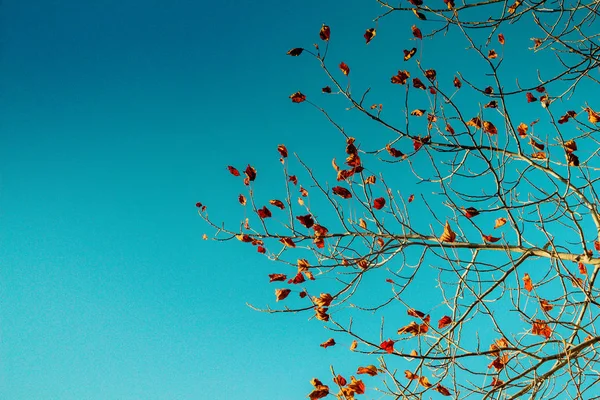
[463, 207, 479, 218]
[411, 25, 422, 39]
[280, 237, 296, 248]
[339, 62, 350, 76]
[227, 166, 240, 176]
[391, 70, 410, 85]
[257, 206, 272, 219]
[364, 28, 376, 44]
[332, 186, 352, 199]
[523, 273, 533, 292]
[579, 262, 588, 275]
[407, 308, 425, 318]
[257, 246, 266, 254]
[373, 197, 386, 210]
[322, 86, 332, 93]
[289, 175, 298, 185]
[296, 214, 315, 228]
[277, 144, 288, 158]
[412, 78, 426, 90]
[453, 76, 461, 89]
[408, 194, 415, 203]
[526, 92, 537, 103]
[482, 234, 501, 243]
[275, 288, 291, 301]
[289, 91, 306, 103]
[269, 273, 287, 282]
[244, 165, 257, 181]
[319, 24, 331, 41]
[286, 48, 303, 56]
[333, 375, 347, 386]
[380, 340, 395, 354]
[438, 315, 452, 329]
[288, 272, 305, 284]
[498, 33, 505, 45]
[238, 194, 247, 206]
[269, 199, 285, 209]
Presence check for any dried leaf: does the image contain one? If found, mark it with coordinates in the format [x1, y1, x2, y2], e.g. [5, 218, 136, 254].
[438, 315, 452, 329]
[540, 299, 553, 312]
[453, 76, 462, 89]
[488, 49, 498, 59]
[531, 152, 547, 160]
[238, 194, 247, 206]
[275, 288, 291, 301]
[579, 262, 588, 275]
[411, 25, 423, 39]
[413, 78, 426, 90]
[567, 152, 580, 167]
[483, 234, 501, 242]
[411, 109, 426, 117]
[435, 384, 452, 396]
[425, 69, 436, 82]
[407, 308, 425, 318]
[280, 237, 296, 248]
[319, 24, 330, 41]
[322, 86, 332, 93]
[257, 206, 272, 219]
[523, 273, 533, 292]
[467, 117, 482, 129]
[586, 107, 600, 123]
[498, 33, 505, 45]
[484, 100, 498, 108]
[320, 338, 336, 348]
[391, 70, 410, 85]
[517, 122, 528, 138]
[494, 217, 507, 228]
[408, 194, 415, 203]
[526, 92, 537, 103]
[289, 91, 306, 103]
[532, 319, 552, 339]
[564, 139, 577, 152]
[373, 197, 386, 210]
[405, 370, 419, 380]
[380, 339, 395, 354]
[412, 8, 427, 20]
[440, 222, 457, 243]
[332, 186, 352, 199]
[484, 121, 498, 135]
[357, 365, 378, 376]
[269, 273, 287, 282]
[339, 61, 350, 76]
[403, 47, 417, 61]
[227, 166, 240, 176]
[364, 28, 376, 44]
[419, 376, 433, 388]
[333, 375, 347, 387]
[287, 48, 303, 56]
[350, 340, 358, 351]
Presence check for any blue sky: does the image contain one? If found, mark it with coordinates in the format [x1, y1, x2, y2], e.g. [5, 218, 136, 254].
[2, 1, 597, 399]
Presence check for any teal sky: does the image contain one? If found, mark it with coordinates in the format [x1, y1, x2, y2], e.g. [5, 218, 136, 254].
[2, 1, 596, 399]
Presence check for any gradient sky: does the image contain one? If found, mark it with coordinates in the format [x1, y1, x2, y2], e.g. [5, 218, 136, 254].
[2, 1, 594, 399]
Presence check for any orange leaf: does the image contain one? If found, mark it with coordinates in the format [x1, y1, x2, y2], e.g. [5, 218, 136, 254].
[467, 117, 482, 129]
[523, 273, 533, 292]
[347, 377, 365, 395]
[319, 24, 330, 41]
[526, 92, 537, 103]
[357, 365, 378, 376]
[408, 194, 415, 203]
[277, 144, 288, 158]
[438, 315, 452, 329]
[425, 69, 437, 81]
[339, 61, 350, 76]
[404, 370, 419, 380]
[315, 307, 329, 322]
[257, 206, 272, 219]
[539, 299, 553, 312]
[578, 262, 588, 275]
[289, 175, 298, 185]
[308, 385, 329, 400]
[313, 293, 333, 307]
[269, 199, 285, 209]
[364, 175, 377, 184]
[412, 78, 426, 90]
[269, 273, 287, 282]
[380, 339, 395, 353]
[453, 76, 461, 89]
[531, 152, 547, 160]
[498, 33, 505, 44]
[386, 144, 406, 158]
[445, 124, 455, 134]
[333, 375, 347, 386]
[482, 234, 501, 243]
[567, 152, 580, 167]
[418, 376, 433, 388]
[494, 217, 507, 228]
[320, 338, 336, 348]
[288, 272, 305, 285]
[435, 384, 452, 396]
[275, 288, 291, 301]
[517, 122, 528, 138]
[488, 49, 498, 59]
[364, 28, 376, 44]
[488, 355, 508, 371]
[411, 109, 425, 117]
[564, 139, 577, 152]
[350, 340, 358, 351]
[484, 121, 498, 135]
[280, 237, 296, 248]
[289, 91, 306, 103]
[440, 222, 457, 243]
[532, 319, 552, 339]
[238, 194, 247, 206]
[491, 377, 504, 387]
[407, 308, 425, 318]
[586, 107, 600, 123]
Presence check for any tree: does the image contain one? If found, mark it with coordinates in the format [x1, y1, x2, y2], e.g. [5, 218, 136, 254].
[198, 1, 600, 398]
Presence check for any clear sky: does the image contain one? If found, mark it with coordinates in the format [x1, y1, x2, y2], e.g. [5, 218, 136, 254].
[2, 1, 596, 399]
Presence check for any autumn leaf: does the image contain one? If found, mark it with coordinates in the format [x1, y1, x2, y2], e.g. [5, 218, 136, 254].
[517, 122, 528, 138]
[482, 234, 501, 243]
[408, 194, 415, 203]
[412, 78, 426, 90]
[364, 175, 377, 184]
[526, 92, 537, 103]
[257, 206, 272, 219]
[424, 69, 436, 82]
[488, 49, 498, 59]
[289, 175, 298, 185]
[403, 47, 417, 61]
[440, 222, 457, 243]
[578, 262, 588, 275]
[540, 299, 553, 312]
[567, 152, 580, 167]
[411, 25, 422, 39]
[308, 385, 329, 400]
[438, 315, 452, 329]
[319, 24, 330, 41]
[484, 86, 494, 94]
[257, 246, 265, 254]
[236, 234, 253, 243]
[391, 70, 410, 85]
[491, 377, 504, 387]
[411, 109, 425, 117]
[267, 199, 284, 210]
[586, 107, 600, 123]
[532, 319, 552, 339]
[531, 37, 542, 49]
[287, 48, 303, 56]
[332, 186, 352, 199]
[300, 186, 309, 197]
[275, 288, 291, 301]
[418, 376, 433, 388]
[288, 272, 305, 285]
[339, 62, 350, 76]
[443, 0, 455, 9]
[488, 355, 508, 371]
[380, 339, 395, 353]
[435, 384, 452, 396]
[315, 307, 329, 321]
[227, 166, 240, 177]
[413, 9, 426, 20]
[238, 194, 247, 206]
[405, 370, 419, 380]
[333, 375, 347, 387]
[453, 76, 462, 89]
[494, 217, 507, 228]
[564, 139, 577, 152]
[467, 117, 482, 129]
[289, 91, 306, 103]
[350, 340, 358, 351]
[322, 86, 332, 93]
[498, 33, 505, 44]
[445, 124, 455, 135]
[413, 135, 430, 151]
[373, 197, 386, 210]
[386, 144, 406, 158]
[280, 237, 296, 248]
[347, 378, 365, 395]
[296, 214, 315, 228]
[558, 111, 577, 124]
[407, 308, 425, 318]
[523, 273, 533, 292]
[484, 121, 498, 135]
[531, 152, 547, 160]
[320, 338, 336, 348]
[269, 273, 286, 282]
[364, 28, 376, 44]
[357, 365, 378, 376]
[484, 100, 498, 108]
[508, 0, 522, 13]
